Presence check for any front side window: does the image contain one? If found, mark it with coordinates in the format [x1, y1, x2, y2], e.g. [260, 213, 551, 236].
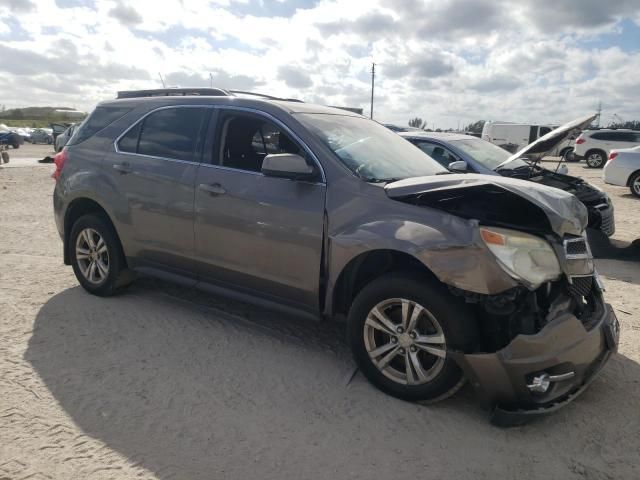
[218, 113, 304, 172]
[415, 142, 459, 168]
[297, 114, 445, 182]
[117, 107, 207, 162]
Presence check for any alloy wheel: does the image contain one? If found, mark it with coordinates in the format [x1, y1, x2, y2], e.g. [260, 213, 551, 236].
[587, 153, 604, 168]
[363, 298, 446, 386]
[75, 228, 110, 285]
[632, 176, 640, 196]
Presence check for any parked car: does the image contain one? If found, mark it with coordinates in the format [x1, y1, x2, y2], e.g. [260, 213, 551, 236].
[54, 123, 77, 152]
[400, 115, 616, 237]
[52, 88, 619, 425]
[29, 128, 54, 144]
[482, 121, 560, 154]
[573, 129, 640, 168]
[50, 122, 72, 143]
[603, 146, 640, 198]
[383, 123, 423, 133]
[0, 130, 24, 149]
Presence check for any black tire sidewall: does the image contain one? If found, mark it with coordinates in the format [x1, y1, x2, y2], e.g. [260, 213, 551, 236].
[347, 272, 478, 402]
[69, 214, 123, 296]
[630, 172, 640, 198]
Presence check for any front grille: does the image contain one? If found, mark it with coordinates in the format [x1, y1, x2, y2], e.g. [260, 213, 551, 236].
[569, 276, 593, 298]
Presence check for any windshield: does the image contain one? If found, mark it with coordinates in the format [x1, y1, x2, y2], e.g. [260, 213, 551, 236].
[450, 138, 527, 170]
[297, 114, 446, 181]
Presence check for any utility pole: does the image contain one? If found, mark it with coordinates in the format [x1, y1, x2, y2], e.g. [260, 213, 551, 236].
[209, 72, 213, 88]
[370, 63, 375, 119]
[596, 100, 602, 127]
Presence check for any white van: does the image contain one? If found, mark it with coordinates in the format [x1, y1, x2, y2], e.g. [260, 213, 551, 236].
[481, 122, 575, 159]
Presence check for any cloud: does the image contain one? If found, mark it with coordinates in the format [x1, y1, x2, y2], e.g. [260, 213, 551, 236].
[277, 65, 313, 89]
[0, 0, 35, 13]
[109, 3, 142, 27]
[0, 0, 638, 129]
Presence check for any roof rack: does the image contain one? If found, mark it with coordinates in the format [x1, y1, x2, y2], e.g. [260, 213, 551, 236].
[116, 88, 230, 99]
[116, 87, 304, 103]
[227, 90, 304, 102]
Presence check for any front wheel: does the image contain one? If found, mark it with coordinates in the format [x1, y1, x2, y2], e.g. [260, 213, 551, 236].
[347, 272, 478, 403]
[629, 172, 640, 198]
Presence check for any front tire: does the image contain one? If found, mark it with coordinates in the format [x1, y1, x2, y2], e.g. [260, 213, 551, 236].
[69, 214, 130, 296]
[629, 172, 640, 198]
[586, 150, 606, 168]
[347, 272, 478, 403]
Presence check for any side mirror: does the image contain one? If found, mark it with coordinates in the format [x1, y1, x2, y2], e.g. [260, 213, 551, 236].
[448, 160, 467, 171]
[262, 153, 316, 180]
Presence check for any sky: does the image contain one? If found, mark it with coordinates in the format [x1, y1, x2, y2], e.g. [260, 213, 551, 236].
[0, 0, 639, 129]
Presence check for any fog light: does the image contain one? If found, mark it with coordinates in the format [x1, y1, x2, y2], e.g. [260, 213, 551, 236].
[527, 373, 551, 393]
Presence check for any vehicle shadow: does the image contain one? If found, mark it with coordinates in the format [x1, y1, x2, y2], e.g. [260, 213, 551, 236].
[25, 280, 640, 479]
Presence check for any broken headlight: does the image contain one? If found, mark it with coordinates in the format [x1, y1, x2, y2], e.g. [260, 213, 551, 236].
[480, 227, 561, 289]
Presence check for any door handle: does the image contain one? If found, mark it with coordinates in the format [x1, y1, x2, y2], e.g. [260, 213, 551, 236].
[198, 183, 226, 196]
[113, 162, 132, 174]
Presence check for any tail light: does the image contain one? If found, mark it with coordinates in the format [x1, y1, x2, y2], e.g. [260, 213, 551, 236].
[575, 137, 586, 145]
[608, 152, 618, 161]
[52, 148, 68, 181]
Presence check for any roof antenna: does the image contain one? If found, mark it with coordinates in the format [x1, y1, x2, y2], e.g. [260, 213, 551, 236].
[158, 72, 166, 88]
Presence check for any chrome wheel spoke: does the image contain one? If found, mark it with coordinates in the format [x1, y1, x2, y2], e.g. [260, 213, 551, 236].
[405, 350, 427, 385]
[366, 307, 397, 336]
[95, 237, 106, 254]
[95, 258, 109, 278]
[415, 334, 446, 358]
[406, 303, 422, 332]
[378, 345, 400, 369]
[368, 341, 397, 359]
[88, 261, 97, 282]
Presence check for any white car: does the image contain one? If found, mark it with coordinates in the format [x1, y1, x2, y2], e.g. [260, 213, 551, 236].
[603, 146, 640, 197]
[573, 129, 640, 168]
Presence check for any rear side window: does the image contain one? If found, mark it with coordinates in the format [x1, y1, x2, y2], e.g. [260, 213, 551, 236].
[591, 131, 636, 142]
[118, 107, 208, 162]
[69, 105, 132, 145]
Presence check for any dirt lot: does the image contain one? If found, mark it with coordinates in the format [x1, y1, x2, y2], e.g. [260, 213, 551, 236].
[1, 144, 639, 479]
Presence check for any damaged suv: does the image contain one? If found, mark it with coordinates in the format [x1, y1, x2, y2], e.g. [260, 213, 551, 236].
[53, 89, 619, 425]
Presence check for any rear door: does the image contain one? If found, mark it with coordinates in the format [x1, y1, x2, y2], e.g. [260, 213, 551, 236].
[193, 108, 326, 311]
[105, 105, 209, 274]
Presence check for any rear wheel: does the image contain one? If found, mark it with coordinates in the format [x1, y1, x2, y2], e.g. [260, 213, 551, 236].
[586, 150, 606, 168]
[70, 214, 131, 296]
[562, 147, 577, 162]
[347, 272, 478, 403]
[629, 172, 640, 198]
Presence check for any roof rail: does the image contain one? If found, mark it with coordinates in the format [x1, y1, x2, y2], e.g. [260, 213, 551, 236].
[117, 88, 230, 99]
[227, 90, 304, 102]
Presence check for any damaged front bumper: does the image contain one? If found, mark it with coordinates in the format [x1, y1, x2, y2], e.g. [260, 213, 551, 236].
[452, 296, 619, 427]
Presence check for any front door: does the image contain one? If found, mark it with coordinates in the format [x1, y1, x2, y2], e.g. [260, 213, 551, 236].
[106, 105, 209, 273]
[194, 109, 326, 310]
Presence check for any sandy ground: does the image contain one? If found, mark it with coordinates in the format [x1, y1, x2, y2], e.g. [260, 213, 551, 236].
[1, 144, 639, 480]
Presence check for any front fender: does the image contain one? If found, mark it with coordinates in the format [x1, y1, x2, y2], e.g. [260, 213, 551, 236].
[324, 189, 519, 313]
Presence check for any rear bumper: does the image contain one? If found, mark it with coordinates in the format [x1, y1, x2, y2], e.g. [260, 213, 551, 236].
[452, 302, 619, 426]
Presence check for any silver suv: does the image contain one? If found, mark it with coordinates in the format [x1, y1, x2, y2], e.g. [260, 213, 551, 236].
[573, 129, 640, 168]
[53, 88, 619, 425]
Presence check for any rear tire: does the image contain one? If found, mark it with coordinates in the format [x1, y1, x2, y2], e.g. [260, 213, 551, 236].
[347, 272, 478, 403]
[562, 147, 577, 162]
[586, 150, 606, 168]
[69, 214, 131, 296]
[629, 172, 640, 198]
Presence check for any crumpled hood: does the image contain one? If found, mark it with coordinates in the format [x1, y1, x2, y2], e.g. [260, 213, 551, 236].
[385, 173, 588, 237]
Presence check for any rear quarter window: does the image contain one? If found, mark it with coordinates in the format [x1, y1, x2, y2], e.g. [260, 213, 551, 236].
[69, 105, 132, 145]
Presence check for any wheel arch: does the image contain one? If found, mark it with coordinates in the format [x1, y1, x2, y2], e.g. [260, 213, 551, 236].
[63, 197, 124, 265]
[330, 249, 439, 318]
[626, 169, 640, 186]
